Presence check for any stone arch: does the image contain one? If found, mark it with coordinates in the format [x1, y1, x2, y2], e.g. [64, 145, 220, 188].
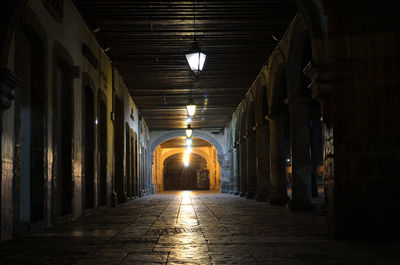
[267, 50, 288, 115]
[245, 97, 256, 135]
[254, 75, 268, 127]
[235, 103, 245, 142]
[244, 93, 257, 199]
[285, 14, 312, 98]
[150, 130, 224, 158]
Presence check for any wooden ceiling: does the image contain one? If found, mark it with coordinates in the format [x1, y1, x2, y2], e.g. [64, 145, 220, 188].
[160, 137, 212, 148]
[73, 0, 296, 130]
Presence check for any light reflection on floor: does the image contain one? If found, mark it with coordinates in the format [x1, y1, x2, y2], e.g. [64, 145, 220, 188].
[156, 190, 210, 263]
[1, 190, 400, 264]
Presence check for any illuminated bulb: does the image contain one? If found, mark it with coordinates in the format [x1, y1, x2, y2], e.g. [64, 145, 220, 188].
[185, 124, 193, 138]
[186, 103, 196, 117]
[94, 118, 99, 125]
[185, 42, 206, 73]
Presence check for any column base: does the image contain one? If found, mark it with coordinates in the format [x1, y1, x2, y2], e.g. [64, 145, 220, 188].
[255, 192, 269, 202]
[290, 201, 315, 212]
[239, 192, 246, 197]
[246, 192, 256, 199]
[234, 191, 240, 195]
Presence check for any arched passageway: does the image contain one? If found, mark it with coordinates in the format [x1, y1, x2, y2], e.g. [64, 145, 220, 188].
[0, 0, 399, 247]
[163, 153, 208, 190]
[152, 137, 221, 192]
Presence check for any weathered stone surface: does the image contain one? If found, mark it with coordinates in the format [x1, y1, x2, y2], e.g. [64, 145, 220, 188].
[1, 191, 399, 265]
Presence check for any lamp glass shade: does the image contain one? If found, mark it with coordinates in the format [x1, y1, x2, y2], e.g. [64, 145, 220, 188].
[185, 125, 193, 138]
[185, 52, 206, 73]
[186, 104, 196, 117]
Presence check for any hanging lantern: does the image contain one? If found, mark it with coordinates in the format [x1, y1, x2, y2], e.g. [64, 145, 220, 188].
[185, 42, 206, 74]
[185, 124, 193, 138]
[186, 98, 196, 117]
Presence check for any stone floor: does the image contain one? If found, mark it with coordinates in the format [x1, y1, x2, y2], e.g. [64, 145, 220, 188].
[1, 191, 400, 265]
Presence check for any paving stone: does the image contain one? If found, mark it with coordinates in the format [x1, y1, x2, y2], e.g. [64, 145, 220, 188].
[1, 191, 400, 265]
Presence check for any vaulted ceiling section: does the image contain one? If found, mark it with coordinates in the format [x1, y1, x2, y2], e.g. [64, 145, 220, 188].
[73, 0, 297, 130]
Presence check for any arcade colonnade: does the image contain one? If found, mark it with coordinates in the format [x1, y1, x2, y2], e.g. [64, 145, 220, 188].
[221, 9, 400, 241]
[1, 0, 400, 242]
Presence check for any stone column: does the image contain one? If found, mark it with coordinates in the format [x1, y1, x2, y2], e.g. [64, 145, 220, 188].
[232, 145, 240, 195]
[246, 131, 257, 199]
[255, 124, 269, 202]
[239, 139, 247, 197]
[287, 98, 313, 211]
[266, 114, 287, 205]
[228, 149, 234, 193]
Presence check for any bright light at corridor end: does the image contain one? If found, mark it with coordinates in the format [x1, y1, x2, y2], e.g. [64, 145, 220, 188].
[183, 150, 190, 167]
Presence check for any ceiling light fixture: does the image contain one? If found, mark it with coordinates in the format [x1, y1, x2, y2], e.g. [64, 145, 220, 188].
[185, 0, 206, 74]
[186, 97, 196, 118]
[185, 124, 193, 138]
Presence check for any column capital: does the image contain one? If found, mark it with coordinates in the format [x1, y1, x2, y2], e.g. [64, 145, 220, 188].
[303, 60, 352, 100]
[0, 68, 20, 110]
[303, 60, 352, 127]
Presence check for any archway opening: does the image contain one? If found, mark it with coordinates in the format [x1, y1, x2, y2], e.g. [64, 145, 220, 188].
[54, 50, 73, 217]
[98, 96, 108, 206]
[163, 153, 208, 190]
[83, 85, 95, 210]
[15, 23, 46, 223]
[152, 137, 221, 192]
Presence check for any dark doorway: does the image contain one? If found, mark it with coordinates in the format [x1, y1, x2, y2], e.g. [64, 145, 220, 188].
[84, 86, 95, 209]
[54, 56, 73, 217]
[15, 26, 45, 223]
[98, 97, 107, 206]
[133, 135, 138, 197]
[114, 96, 125, 203]
[125, 127, 132, 197]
